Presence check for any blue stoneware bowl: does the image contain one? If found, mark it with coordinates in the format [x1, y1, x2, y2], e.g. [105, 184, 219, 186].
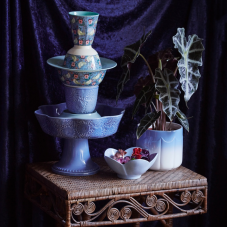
[59, 69, 106, 86]
[64, 85, 99, 114]
[63, 53, 101, 70]
[104, 147, 158, 179]
[69, 11, 99, 46]
[47, 56, 116, 86]
[34, 103, 125, 139]
[34, 103, 125, 176]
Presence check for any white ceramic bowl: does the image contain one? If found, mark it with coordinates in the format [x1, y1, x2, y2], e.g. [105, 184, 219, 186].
[104, 147, 158, 179]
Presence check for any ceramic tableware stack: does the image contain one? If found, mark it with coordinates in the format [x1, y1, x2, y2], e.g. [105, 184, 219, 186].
[47, 11, 116, 114]
[35, 11, 125, 176]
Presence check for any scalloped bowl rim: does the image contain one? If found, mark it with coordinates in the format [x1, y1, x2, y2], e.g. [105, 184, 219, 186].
[34, 103, 125, 120]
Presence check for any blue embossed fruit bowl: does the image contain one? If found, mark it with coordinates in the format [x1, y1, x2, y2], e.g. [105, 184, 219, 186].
[104, 147, 158, 179]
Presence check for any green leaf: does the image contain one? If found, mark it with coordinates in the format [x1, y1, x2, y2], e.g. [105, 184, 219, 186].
[155, 68, 181, 121]
[116, 29, 152, 103]
[136, 111, 161, 139]
[172, 28, 205, 106]
[176, 110, 189, 132]
[132, 84, 156, 118]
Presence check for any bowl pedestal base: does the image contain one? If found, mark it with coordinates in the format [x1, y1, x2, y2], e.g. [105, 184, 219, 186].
[52, 138, 99, 176]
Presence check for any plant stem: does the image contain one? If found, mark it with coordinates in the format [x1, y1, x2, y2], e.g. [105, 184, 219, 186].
[162, 108, 166, 131]
[140, 53, 163, 130]
[151, 102, 157, 112]
[167, 121, 172, 131]
[158, 102, 166, 131]
[174, 66, 178, 76]
[155, 99, 160, 129]
[139, 54, 155, 83]
[149, 104, 153, 113]
[159, 102, 163, 130]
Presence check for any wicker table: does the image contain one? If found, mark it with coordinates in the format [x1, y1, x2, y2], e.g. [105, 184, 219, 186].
[25, 158, 207, 227]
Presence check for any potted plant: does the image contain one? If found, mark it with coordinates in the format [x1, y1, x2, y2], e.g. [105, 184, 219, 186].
[116, 28, 204, 171]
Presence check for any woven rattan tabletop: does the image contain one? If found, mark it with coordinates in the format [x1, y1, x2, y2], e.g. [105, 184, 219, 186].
[27, 158, 207, 200]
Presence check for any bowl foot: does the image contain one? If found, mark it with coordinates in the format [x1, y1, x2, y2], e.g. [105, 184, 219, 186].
[52, 162, 99, 176]
[117, 174, 141, 180]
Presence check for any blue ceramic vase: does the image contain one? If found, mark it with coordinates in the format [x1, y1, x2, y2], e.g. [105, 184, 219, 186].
[69, 11, 99, 46]
[136, 122, 183, 171]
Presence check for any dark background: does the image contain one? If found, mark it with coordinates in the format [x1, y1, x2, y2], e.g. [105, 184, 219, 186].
[1, 0, 227, 226]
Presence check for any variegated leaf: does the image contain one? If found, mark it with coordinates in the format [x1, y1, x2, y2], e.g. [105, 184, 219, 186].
[136, 111, 161, 139]
[116, 30, 152, 103]
[176, 110, 189, 132]
[173, 28, 204, 106]
[132, 84, 156, 118]
[155, 68, 181, 121]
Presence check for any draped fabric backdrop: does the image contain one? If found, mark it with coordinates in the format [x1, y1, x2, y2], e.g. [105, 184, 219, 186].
[1, 0, 227, 226]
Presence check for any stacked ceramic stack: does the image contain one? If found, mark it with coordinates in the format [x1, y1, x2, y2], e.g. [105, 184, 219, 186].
[35, 12, 124, 176]
[47, 11, 116, 115]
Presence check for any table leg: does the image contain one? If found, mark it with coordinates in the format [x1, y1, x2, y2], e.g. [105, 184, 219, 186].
[65, 201, 71, 227]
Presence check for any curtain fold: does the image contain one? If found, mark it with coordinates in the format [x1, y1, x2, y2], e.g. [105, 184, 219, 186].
[0, 0, 227, 226]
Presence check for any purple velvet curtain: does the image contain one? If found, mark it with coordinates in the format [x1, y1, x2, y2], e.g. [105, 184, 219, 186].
[1, 0, 227, 226]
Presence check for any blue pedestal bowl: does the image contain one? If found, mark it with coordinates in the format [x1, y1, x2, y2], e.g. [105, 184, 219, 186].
[35, 103, 124, 176]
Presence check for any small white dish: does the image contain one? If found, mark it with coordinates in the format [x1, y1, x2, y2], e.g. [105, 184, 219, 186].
[104, 147, 158, 179]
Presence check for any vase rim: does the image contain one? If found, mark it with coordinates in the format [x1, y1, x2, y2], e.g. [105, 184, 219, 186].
[150, 122, 182, 132]
[138, 122, 182, 132]
[69, 11, 99, 17]
[64, 84, 99, 88]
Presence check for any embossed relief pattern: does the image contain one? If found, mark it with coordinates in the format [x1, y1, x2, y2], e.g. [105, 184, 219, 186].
[36, 114, 123, 139]
[65, 86, 98, 114]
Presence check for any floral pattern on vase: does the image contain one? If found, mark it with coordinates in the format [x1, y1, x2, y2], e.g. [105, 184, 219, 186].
[63, 54, 102, 70]
[58, 69, 106, 86]
[70, 15, 99, 46]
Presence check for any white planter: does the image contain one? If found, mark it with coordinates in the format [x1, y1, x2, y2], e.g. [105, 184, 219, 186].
[136, 122, 183, 171]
